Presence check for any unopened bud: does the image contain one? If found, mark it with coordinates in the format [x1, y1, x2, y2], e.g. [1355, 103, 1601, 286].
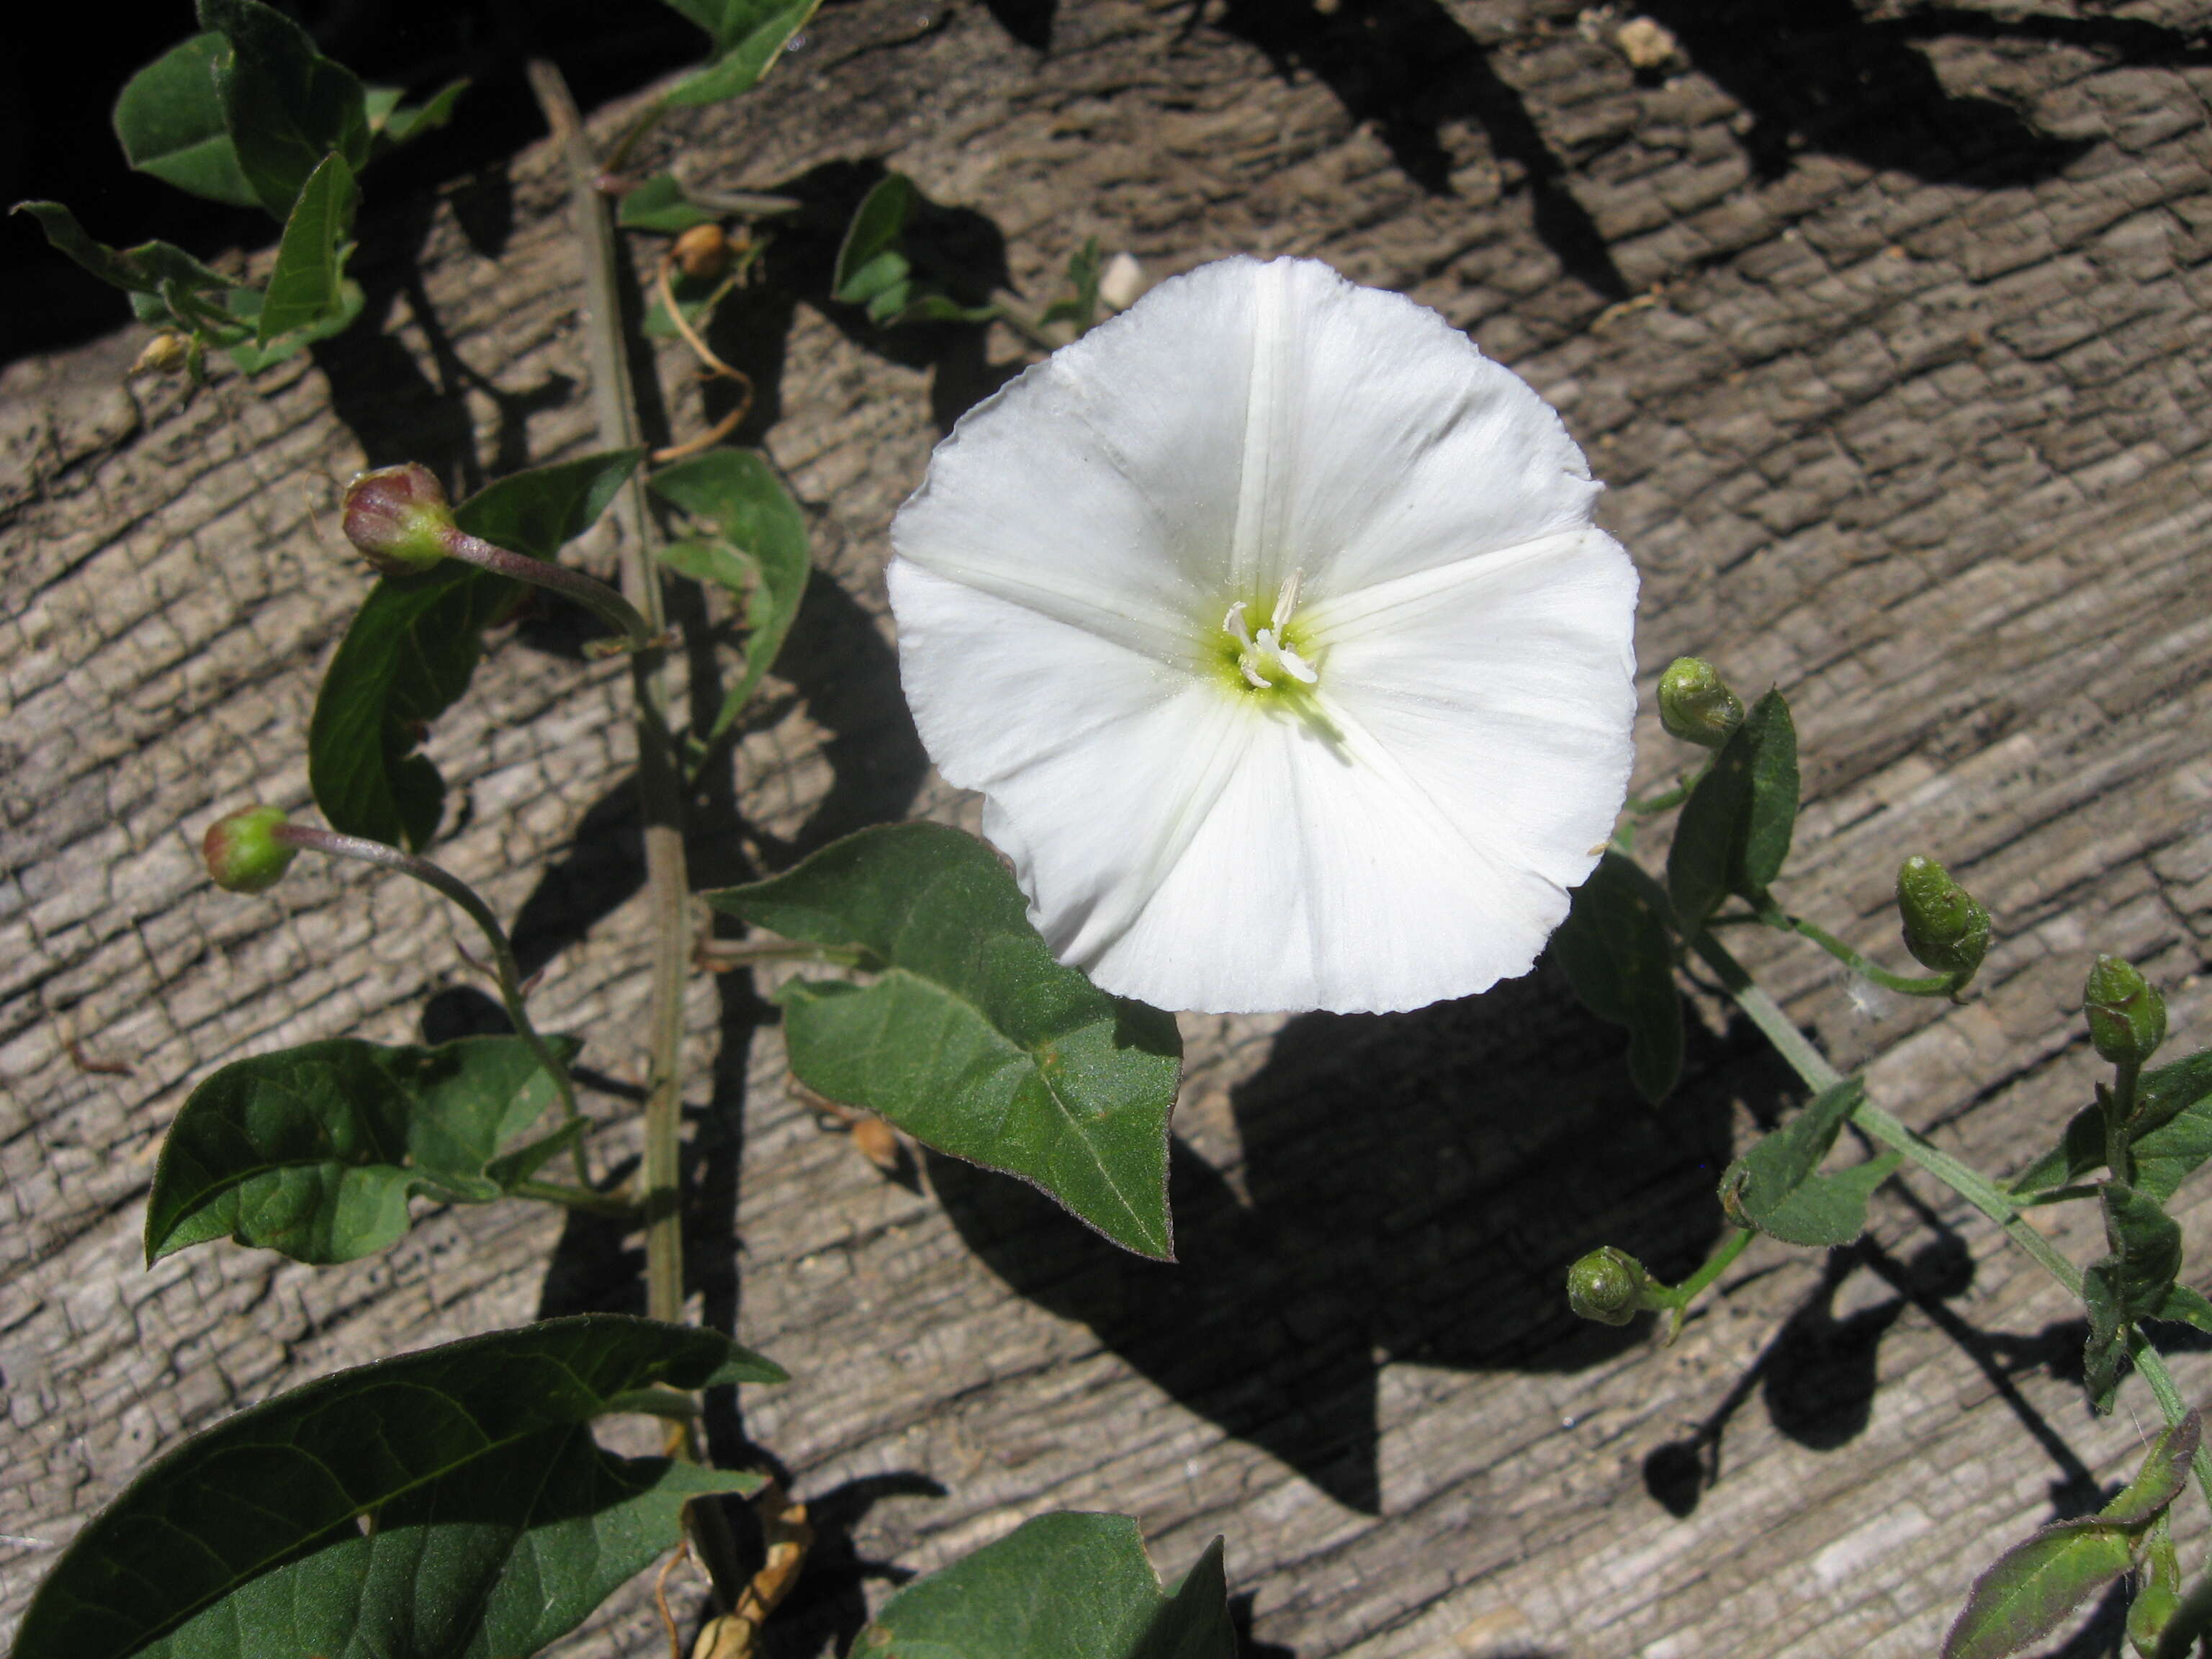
[673, 222, 730, 283]
[2084, 955, 2167, 1068]
[1657, 657, 1744, 748]
[1894, 855, 1990, 984]
[1097, 251, 1148, 313]
[341, 463, 458, 575]
[133, 331, 192, 377]
[202, 806, 298, 894]
[1567, 1246, 1660, 1326]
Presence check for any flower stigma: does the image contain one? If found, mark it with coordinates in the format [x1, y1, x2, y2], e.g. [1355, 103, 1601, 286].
[1220, 569, 1319, 695]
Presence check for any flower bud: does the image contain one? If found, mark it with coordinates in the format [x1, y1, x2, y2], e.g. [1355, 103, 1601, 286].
[341, 463, 459, 575]
[202, 806, 299, 894]
[673, 222, 731, 283]
[1567, 1246, 1659, 1326]
[2083, 955, 2167, 1068]
[1894, 855, 1990, 983]
[1657, 657, 1744, 748]
[133, 331, 193, 377]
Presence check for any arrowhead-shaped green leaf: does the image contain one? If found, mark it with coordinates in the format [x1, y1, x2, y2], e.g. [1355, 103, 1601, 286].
[199, 0, 369, 217]
[2100, 1409, 2198, 1526]
[307, 450, 643, 848]
[618, 173, 719, 233]
[649, 450, 810, 748]
[1667, 688, 1798, 927]
[2014, 1050, 2212, 1202]
[1551, 850, 1683, 1105]
[256, 151, 356, 342]
[145, 1034, 584, 1264]
[112, 33, 258, 207]
[705, 823, 1182, 1259]
[660, 0, 823, 107]
[12, 1316, 782, 1659]
[1941, 1519, 2140, 1659]
[862, 1513, 1236, 1659]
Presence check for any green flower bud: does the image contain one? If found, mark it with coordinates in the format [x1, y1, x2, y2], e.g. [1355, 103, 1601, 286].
[2083, 955, 2167, 1068]
[341, 462, 459, 575]
[202, 806, 299, 894]
[1567, 1246, 1659, 1326]
[1894, 855, 1990, 983]
[1657, 657, 1745, 748]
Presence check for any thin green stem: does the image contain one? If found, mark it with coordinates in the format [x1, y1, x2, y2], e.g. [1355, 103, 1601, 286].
[1664, 1228, 1755, 1310]
[1626, 781, 1691, 815]
[512, 1177, 638, 1218]
[271, 825, 590, 1183]
[1689, 927, 2212, 1509]
[696, 940, 868, 972]
[1755, 903, 1956, 998]
[990, 301, 1065, 354]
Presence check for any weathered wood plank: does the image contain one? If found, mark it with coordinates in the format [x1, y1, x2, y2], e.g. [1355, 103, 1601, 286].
[4, 3, 2211, 1655]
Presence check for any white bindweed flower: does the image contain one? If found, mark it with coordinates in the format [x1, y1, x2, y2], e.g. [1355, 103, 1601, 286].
[887, 256, 1638, 1015]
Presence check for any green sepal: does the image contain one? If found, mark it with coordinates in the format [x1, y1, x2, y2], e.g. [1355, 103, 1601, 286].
[1550, 849, 1683, 1105]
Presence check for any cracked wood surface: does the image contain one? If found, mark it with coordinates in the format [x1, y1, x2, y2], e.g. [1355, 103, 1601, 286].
[4, 2, 2212, 1655]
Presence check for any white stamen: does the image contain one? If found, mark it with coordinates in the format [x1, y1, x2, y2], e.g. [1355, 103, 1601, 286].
[1241, 659, 1273, 689]
[1276, 642, 1319, 684]
[1271, 567, 1303, 630]
[1224, 601, 1256, 650]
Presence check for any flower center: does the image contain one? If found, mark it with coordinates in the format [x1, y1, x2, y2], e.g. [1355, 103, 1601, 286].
[1221, 570, 1318, 693]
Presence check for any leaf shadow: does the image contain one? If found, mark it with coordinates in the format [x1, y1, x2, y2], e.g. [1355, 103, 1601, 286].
[930, 963, 1756, 1514]
[1186, 0, 1629, 300]
[1632, 0, 2139, 186]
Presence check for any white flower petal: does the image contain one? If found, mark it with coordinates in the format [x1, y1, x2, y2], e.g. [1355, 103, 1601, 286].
[888, 255, 1640, 1016]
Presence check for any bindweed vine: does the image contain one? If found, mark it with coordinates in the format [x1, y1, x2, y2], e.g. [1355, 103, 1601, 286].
[9, 5, 2208, 1659]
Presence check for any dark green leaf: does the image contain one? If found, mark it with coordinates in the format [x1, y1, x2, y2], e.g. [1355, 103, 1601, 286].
[1135, 1539, 1237, 1659]
[225, 277, 364, 371]
[12, 1316, 781, 1659]
[307, 451, 643, 848]
[705, 823, 1182, 1259]
[2102, 1181, 2182, 1322]
[863, 1513, 1236, 1659]
[2010, 1051, 2212, 1200]
[649, 450, 810, 744]
[662, 0, 823, 107]
[1941, 1519, 2140, 1659]
[145, 1035, 583, 1264]
[2100, 1409, 2198, 1526]
[112, 34, 257, 207]
[1040, 236, 1104, 333]
[1743, 1150, 1902, 1248]
[1550, 850, 1682, 1105]
[199, 0, 369, 217]
[834, 174, 918, 305]
[2154, 1282, 2212, 1336]
[1717, 1077, 1863, 1234]
[2082, 1259, 2129, 1414]
[367, 77, 467, 155]
[13, 201, 234, 297]
[1666, 688, 1798, 927]
[619, 173, 718, 233]
[459, 447, 646, 561]
[256, 151, 356, 342]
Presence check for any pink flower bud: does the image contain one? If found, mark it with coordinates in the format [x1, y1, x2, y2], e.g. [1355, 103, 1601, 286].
[341, 463, 459, 575]
[202, 807, 299, 894]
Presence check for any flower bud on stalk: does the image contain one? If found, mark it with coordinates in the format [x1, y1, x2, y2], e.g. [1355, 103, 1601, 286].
[132, 331, 193, 377]
[1894, 855, 1990, 985]
[1567, 1246, 1665, 1326]
[202, 806, 300, 894]
[673, 222, 731, 283]
[1657, 657, 1744, 748]
[341, 463, 459, 575]
[2083, 954, 2167, 1068]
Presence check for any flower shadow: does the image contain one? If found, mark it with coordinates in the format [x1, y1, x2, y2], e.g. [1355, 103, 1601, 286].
[930, 964, 1758, 1514]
